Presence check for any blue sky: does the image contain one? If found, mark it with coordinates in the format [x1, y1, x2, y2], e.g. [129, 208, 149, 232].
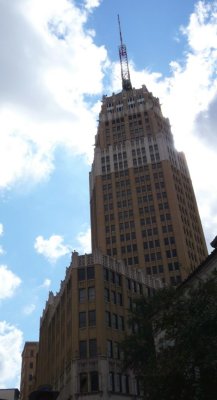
[0, 0, 217, 388]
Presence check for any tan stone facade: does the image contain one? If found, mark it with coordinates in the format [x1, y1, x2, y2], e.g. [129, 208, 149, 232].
[20, 342, 38, 400]
[90, 85, 207, 285]
[35, 250, 160, 399]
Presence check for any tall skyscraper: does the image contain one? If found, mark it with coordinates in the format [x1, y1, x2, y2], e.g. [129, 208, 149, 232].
[90, 20, 207, 285]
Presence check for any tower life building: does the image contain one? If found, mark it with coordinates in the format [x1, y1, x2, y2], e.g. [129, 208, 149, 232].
[90, 21, 207, 285]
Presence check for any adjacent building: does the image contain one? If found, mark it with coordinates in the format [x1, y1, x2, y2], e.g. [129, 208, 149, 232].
[20, 342, 38, 400]
[34, 250, 160, 399]
[0, 389, 20, 400]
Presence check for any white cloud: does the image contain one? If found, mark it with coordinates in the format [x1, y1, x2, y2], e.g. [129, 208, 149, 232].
[0, 224, 5, 256]
[84, 0, 102, 10]
[0, 321, 23, 388]
[0, 265, 21, 300]
[34, 229, 92, 262]
[76, 227, 91, 253]
[41, 278, 52, 288]
[34, 234, 70, 262]
[0, 0, 107, 190]
[23, 303, 36, 315]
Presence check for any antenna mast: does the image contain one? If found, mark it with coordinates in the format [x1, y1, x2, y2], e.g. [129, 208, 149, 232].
[118, 15, 132, 91]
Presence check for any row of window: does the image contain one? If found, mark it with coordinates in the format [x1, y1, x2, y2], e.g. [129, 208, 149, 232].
[78, 266, 95, 281]
[132, 147, 146, 156]
[105, 311, 125, 330]
[109, 372, 132, 394]
[80, 371, 99, 393]
[119, 220, 135, 230]
[79, 369, 134, 395]
[104, 288, 123, 305]
[115, 179, 130, 188]
[122, 256, 139, 266]
[146, 265, 164, 275]
[126, 278, 143, 293]
[144, 252, 162, 262]
[116, 189, 131, 198]
[121, 244, 137, 253]
[144, 248, 177, 262]
[143, 236, 174, 248]
[103, 268, 122, 286]
[79, 287, 95, 303]
[79, 310, 96, 328]
[79, 339, 97, 359]
[120, 232, 136, 241]
[107, 340, 122, 359]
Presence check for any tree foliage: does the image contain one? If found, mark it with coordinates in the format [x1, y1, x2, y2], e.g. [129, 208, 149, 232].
[121, 273, 217, 400]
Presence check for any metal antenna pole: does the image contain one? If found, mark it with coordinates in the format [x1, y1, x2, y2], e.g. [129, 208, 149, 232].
[118, 15, 132, 91]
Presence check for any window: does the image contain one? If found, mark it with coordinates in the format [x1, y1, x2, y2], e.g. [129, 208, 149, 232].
[109, 372, 115, 391]
[152, 266, 157, 274]
[145, 254, 150, 262]
[164, 237, 169, 245]
[89, 310, 96, 326]
[168, 263, 173, 271]
[29, 362, 33, 369]
[89, 339, 97, 358]
[174, 262, 180, 270]
[172, 249, 177, 257]
[128, 297, 132, 309]
[116, 373, 122, 392]
[107, 340, 113, 357]
[106, 311, 111, 327]
[87, 266, 95, 280]
[146, 267, 151, 275]
[104, 287, 110, 302]
[29, 374, 33, 382]
[111, 290, 116, 304]
[166, 250, 171, 258]
[90, 371, 99, 392]
[126, 278, 131, 290]
[113, 342, 120, 359]
[119, 315, 125, 331]
[79, 311, 86, 328]
[122, 375, 129, 394]
[79, 340, 87, 359]
[104, 268, 109, 281]
[80, 372, 88, 393]
[88, 286, 95, 301]
[79, 288, 85, 303]
[158, 265, 164, 273]
[112, 313, 118, 329]
[110, 270, 115, 283]
[116, 273, 122, 286]
[117, 292, 123, 306]
[78, 268, 85, 281]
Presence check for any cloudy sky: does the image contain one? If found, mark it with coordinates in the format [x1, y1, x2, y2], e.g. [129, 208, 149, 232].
[0, 0, 217, 389]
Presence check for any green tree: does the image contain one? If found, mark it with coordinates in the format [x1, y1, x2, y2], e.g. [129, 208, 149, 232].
[121, 273, 217, 400]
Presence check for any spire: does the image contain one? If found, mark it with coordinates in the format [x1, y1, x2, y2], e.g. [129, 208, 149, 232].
[118, 15, 132, 91]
